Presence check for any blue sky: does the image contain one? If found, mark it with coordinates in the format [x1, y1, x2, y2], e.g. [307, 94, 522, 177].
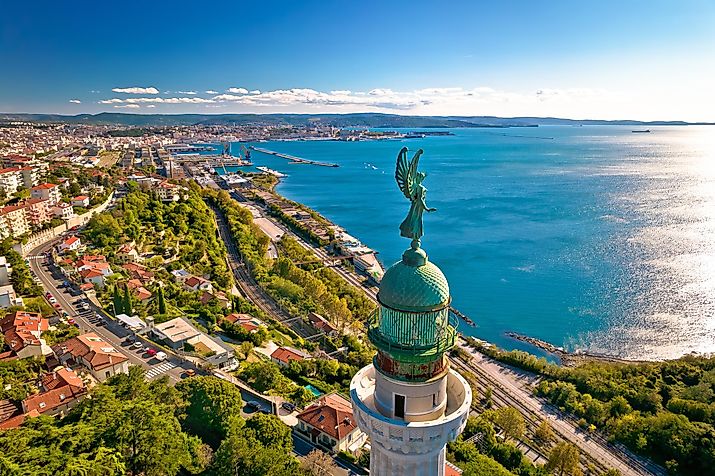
[1, 0, 714, 120]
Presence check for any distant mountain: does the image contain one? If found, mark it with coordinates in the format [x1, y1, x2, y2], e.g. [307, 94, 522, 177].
[0, 112, 712, 127]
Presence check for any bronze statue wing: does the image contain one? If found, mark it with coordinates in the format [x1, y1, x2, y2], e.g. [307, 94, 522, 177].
[406, 148, 423, 198]
[395, 147, 412, 199]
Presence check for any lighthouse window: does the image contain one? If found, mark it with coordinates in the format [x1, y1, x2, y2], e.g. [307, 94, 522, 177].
[394, 394, 405, 418]
[433, 393, 437, 407]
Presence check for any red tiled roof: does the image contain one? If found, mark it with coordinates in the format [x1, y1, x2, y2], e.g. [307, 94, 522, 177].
[270, 346, 307, 364]
[0, 409, 40, 429]
[445, 461, 463, 476]
[23, 384, 86, 414]
[297, 393, 357, 441]
[41, 367, 85, 391]
[62, 236, 80, 247]
[1, 312, 48, 353]
[224, 313, 261, 332]
[31, 183, 58, 190]
[80, 268, 103, 278]
[72, 195, 89, 200]
[53, 332, 128, 371]
[80, 254, 106, 262]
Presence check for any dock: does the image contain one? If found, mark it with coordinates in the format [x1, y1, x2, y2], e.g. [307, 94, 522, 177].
[250, 146, 339, 167]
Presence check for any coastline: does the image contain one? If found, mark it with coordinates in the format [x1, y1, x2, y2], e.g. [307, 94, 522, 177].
[247, 171, 660, 365]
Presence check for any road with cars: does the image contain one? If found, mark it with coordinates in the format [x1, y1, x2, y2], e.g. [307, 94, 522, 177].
[27, 238, 192, 384]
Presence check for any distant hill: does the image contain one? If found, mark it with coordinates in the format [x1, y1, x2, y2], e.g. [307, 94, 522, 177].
[0, 112, 712, 127]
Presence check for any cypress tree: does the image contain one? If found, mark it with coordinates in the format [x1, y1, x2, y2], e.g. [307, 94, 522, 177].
[113, 285, 123, 315]
[157, 286, 166, 314]
[123, 283, 132, 315]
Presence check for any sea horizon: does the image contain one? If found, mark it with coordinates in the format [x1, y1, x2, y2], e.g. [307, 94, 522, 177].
[218, 125, 715, 361]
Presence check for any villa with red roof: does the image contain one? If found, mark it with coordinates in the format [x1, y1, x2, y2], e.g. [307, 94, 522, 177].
[21, 367, 87, 417]
[70, 195, 90, 207]
[0, 311, 51, 359]
[224, 313, 264, 333]
[53, 332, 129, 381]
[58, 235, 82, 252]
[270, 346, 310, 367]
[295, 393, 367, 453]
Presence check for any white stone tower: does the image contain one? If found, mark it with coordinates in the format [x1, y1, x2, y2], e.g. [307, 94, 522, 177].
[350, 241, 472, 475]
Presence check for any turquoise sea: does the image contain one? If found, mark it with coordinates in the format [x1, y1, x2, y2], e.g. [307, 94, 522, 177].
[220, 126, 715, 360]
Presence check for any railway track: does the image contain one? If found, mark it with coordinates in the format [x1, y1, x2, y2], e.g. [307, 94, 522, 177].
[452, 353, 661, 475]
[211, 205, 313, 339]
[211, 192, 663, 476]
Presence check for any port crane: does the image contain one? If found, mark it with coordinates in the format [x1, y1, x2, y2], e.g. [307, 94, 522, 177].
[240, 144, 252, 163]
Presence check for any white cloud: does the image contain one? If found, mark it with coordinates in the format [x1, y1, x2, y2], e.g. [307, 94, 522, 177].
[205, 90, 218, 94]
[69, 99, 81, 104]
[177, 90, 197, 95]
[100, 96, 215, 104]
[94, 85, 640, 118]
[113, 104, 141, 109]
[146, 105, 156, 108]
[112, 86, 160, 94]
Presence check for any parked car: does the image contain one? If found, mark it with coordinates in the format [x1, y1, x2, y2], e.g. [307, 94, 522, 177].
[184, 369, 196, 377]
[53, 303, 62, 310]
[155, 351, 167, 362]
[67, 318, 75, 325]
[281, 402, 296, 412]
[124, 336, 135, 344]
[245, 400, 261, 409]
[131, 342, 143, 349]
[146, 348, 157, 357]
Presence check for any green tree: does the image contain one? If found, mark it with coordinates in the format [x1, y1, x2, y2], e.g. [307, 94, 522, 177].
[535, 420, 555, 445]
[460, 453, 515, 476]
[301, 449, 337, 476]
[245, 413, 293, 451]
[175, 376, 243, 447]
[546, 442, 581, 476]
[211, 419, 301, 476]
[157, 286, 167, 314]
[492, 407, 526, 441]
[113, 285, 124, 315]
[123, 283, 133, 315]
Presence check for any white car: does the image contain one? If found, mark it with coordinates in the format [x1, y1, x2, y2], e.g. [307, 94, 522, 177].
[155, 351, 167, 362]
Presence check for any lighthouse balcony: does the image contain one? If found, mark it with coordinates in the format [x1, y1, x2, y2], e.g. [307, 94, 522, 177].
[349, 364, 471, 454]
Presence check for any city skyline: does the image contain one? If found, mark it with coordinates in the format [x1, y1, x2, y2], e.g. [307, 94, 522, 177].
[2, 0, 714, 121]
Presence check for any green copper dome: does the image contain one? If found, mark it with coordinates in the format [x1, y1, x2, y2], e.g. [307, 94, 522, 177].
[378, 246, 450, 313]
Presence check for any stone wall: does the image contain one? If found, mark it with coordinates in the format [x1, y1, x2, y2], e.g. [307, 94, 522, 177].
[14, 191, 115, 256]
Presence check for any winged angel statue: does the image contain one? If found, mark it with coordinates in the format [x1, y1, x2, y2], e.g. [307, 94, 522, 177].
[395, 147, 436, 246]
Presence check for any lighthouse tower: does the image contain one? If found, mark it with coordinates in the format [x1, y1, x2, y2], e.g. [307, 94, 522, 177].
[350, 240, 472, 475]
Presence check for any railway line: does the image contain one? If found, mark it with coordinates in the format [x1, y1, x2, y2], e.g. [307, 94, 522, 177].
[212, 190, 663, 476]
[211, 204, 314, 339]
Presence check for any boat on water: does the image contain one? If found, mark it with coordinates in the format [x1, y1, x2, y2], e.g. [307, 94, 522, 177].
[631, 129, 651, 133]
[256, 166, 287, 178]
